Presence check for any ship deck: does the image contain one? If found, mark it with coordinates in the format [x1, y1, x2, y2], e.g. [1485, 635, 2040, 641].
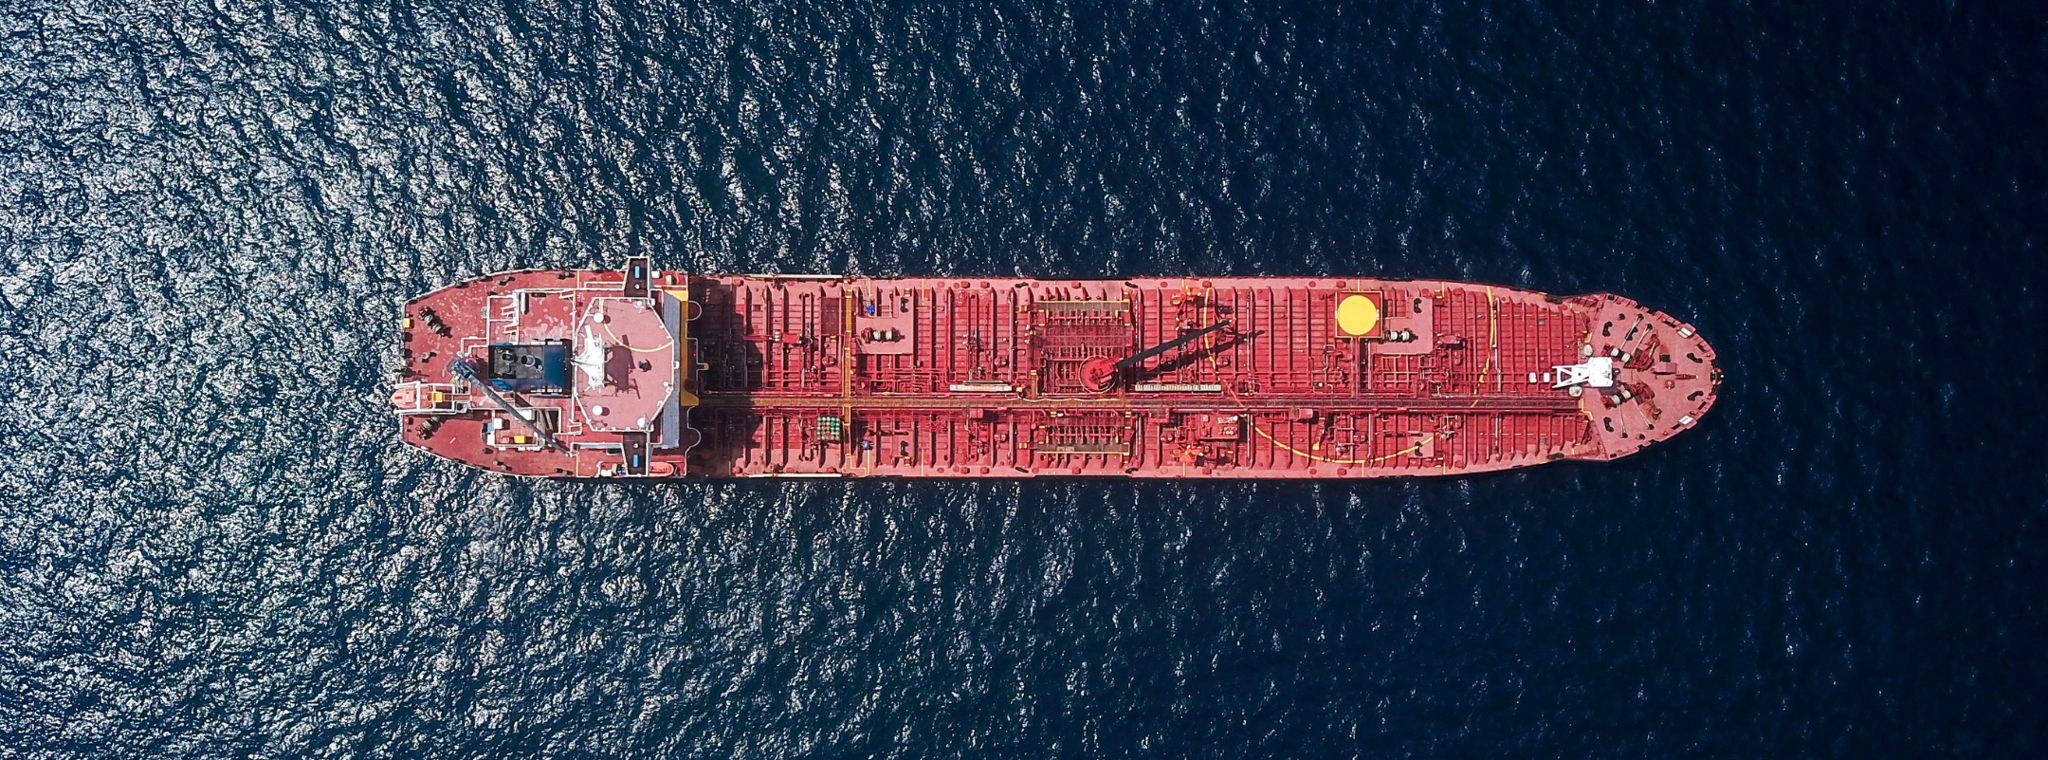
[396, 269, 1719, 479]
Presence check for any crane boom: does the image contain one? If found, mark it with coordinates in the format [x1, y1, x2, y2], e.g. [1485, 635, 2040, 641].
[1116, 321, 1233, 370]
[448, 358, 563, 452]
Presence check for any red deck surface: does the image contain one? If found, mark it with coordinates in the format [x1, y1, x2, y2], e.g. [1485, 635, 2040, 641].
[394, 267, 1719, 479]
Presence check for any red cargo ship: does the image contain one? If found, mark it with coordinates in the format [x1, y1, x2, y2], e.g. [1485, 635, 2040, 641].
[392, 258, 1719, 479]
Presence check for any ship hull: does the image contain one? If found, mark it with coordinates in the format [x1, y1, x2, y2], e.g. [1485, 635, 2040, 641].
[394, 265, 1719, 479]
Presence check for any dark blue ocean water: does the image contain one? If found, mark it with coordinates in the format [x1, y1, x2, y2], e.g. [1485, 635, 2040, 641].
[2, 0, 2045, 756]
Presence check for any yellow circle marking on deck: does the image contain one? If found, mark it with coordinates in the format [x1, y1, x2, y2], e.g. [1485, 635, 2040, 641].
[1335, 295, 1380, 336]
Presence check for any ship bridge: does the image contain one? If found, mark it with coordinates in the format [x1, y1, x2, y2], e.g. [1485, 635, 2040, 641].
[392, 257, 702, 476]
